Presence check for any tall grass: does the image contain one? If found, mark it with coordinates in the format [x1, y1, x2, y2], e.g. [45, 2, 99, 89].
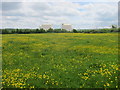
[2, 33, 119, 88]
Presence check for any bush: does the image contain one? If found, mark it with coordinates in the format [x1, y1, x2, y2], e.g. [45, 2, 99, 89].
[47, 28, 54, 33]
[2, 29, 10, 34]
[73, 29, 78, 33]
[54, 29, 61, 33]
[39, 28, 46, 33]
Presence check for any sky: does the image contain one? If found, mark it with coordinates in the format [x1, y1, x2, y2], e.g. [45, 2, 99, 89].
[1, 0, 119, 29]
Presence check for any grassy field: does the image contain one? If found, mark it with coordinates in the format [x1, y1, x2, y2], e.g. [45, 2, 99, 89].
[2, 33, 119, 88]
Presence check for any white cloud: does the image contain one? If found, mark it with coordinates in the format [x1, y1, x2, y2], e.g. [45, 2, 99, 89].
[2, 0, 120, 2]
[1, 1, 118, 29]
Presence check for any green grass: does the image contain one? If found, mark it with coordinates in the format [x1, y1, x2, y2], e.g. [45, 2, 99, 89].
[2, 33, 119, 88]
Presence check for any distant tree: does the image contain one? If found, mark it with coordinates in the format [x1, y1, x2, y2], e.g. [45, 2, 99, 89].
[40, 28, 46, 33]
[73, 29, 78, 33]
[24, 29, 30, 34]
[2, 29, 10, 34]
[16, 29, 19, 33]
[35, 29, 40, 33]
[118, 28, 120, 32]
[61, 29, 67, 33]
[0, 29, 2, 34]
[18, 29, 23, 34]
[54, 29, 61, 33]
[11, 29, 16, 34]
[47, 28, 54, 33]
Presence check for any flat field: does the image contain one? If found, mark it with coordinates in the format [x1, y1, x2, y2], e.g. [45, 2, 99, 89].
[2, 33, 119, 88]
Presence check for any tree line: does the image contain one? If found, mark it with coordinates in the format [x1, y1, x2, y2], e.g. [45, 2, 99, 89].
[0, 27, 119, 34]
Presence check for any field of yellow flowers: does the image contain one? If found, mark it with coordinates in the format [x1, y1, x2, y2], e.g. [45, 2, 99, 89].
[2, 33, 119, 88]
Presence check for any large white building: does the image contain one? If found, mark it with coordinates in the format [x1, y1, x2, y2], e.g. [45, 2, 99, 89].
[40, 24, 52, 30]
[61, 24, 72, 31]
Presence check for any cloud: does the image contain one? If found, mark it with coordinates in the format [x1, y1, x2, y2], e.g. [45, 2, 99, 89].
[2, 0, 120, 2]
[1, 1, 118, 29]
[2, 2, 22, 11]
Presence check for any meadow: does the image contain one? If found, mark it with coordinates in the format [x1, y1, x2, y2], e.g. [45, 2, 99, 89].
[2, 33, 119, 88]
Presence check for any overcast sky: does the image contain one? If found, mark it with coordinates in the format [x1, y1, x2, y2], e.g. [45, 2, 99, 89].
[1, 0, 119, 29]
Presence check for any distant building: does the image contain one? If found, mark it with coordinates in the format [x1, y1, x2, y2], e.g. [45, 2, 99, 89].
[40, 24, 52, 30]
[61, 24, 72, 31]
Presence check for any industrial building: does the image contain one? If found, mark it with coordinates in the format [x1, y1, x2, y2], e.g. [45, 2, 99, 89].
[61, 24, 72, 31]
[40, 24, 53, 30]
[40, 24, 73, 31]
